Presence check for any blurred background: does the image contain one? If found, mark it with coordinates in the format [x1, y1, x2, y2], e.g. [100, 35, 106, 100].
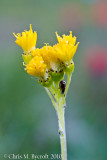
[0, 0, 107, 159]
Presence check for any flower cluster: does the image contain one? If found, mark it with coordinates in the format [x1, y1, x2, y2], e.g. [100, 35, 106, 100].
[13, 25, 79, 87]
[14, 25, 79, 160]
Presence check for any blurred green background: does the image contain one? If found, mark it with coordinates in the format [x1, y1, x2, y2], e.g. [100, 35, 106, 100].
[0, 0, 107, 160]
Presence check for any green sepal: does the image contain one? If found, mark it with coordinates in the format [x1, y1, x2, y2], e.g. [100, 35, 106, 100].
[22, 54, 32, 64]
[50, 70, 64, 82]
[39, 76, 52, 87]
[64, 62, 74, 74]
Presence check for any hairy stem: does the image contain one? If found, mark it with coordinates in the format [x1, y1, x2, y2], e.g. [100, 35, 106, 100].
[45, 87, 57, 109]
[57, 107, 67, 160]
[65, 73, 72, 96]
[45, 78, 70, 160]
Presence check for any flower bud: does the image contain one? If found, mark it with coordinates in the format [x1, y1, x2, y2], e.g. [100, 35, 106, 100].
[50, 69, 64, 82]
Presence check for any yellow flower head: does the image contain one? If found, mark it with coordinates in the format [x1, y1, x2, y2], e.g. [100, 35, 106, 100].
[25, 56, 46, 78]
[13, 25, 79, 78]
[13, 25, 37, 53]
[32, 45, 59, 70]
[54, 32, 79, 64]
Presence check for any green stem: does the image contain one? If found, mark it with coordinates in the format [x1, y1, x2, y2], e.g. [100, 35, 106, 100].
[57, 107, 67, 160]
[65, 73, 72, 96]
[45, 80, 69, 160]
[45, 87, 57, 109]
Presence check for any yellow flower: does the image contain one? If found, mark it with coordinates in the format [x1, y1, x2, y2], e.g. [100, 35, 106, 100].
[25, 56, 46, 78]
[32, 45, 59, 70]
[31, 32, 79, 71]
[13, 25, 37, 53]
[54, 32, 79, 64]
